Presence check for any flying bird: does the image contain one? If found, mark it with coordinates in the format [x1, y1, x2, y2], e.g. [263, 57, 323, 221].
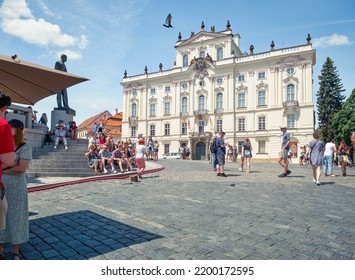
[163, 13, 173, 28]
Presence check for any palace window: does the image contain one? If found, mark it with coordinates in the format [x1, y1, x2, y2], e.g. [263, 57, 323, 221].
[258, 116, 266, 130]
[150, 124, 155, 136]
[258, 141, 266, 153]
[164, 123, 170, 135]
[216, 93, 223, 110]
[198, 120, 204, 134]
[131, 126, 136, 137]
[149, 103, 156, 117]
[199, 51, 205, 58]
[198, 95, 205, 111]
[238, 92, 246, 108]
[258, 90, 266, 106]
[150, 88, 156, 94]
[164, 144, 169, 154]
[131, 103, 137, 117]
[258, 72, 266, 79]
[287, 84, 295, 102]
[237, 75, 245, 82]
[238, 118, 245, 131]
[216, 119, 223, 132]
[217, 47, 223, 61]
[287, 114, 296, 128]
[164, 101, 170, 115]
[183, 55, 189, 67]
[165, 86, 171, 92]
[181, 97, 188, 113]
[181, 122, 187, 135]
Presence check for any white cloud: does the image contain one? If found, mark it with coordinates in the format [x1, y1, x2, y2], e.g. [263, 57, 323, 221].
[0, 0, 86, 49]
[313, 33, 353, 48]
[37, 0, 61, 19]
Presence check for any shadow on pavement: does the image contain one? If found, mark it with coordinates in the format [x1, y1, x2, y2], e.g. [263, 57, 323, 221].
[10, 210, 162, 260]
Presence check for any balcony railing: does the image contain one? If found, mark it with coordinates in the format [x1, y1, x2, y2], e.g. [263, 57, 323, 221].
[193, 109, 209, 116]
[180, 112, 189, 117]
[214, 108, 224, 114]
[283, 100, 299, 107]
[128, 116, 138, 122]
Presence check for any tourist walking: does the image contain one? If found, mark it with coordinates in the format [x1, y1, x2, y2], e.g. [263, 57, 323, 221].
[239, 138, 252, 173]
[323, 139, 336, 177]
[0, 119, 32, 260]
[337, 141, 350, 176]
[308, 132, 325, 186]
[136, 138, 146, 178]
[278, 126, 292, 177]
[216, 132, 227, 177]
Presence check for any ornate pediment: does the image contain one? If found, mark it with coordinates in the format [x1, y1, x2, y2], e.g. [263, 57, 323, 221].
[283, 76, 299, 84]
[215, 86, 224, 92]
[177, 31, 229, 48]
[148, 97, 157, 103]
[236, 84, 248, 93]
[196, 88, 208, 95]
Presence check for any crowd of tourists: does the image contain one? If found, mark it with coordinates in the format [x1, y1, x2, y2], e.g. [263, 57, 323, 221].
[209, 127, 354, 186]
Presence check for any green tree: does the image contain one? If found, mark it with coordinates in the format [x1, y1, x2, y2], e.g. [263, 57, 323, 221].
[331, 88, 355, 146]
[316, 57, 345, 141]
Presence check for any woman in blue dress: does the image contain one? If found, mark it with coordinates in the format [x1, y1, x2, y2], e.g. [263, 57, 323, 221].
[0, 119, 32, 260]
[308, 132, 324, 186]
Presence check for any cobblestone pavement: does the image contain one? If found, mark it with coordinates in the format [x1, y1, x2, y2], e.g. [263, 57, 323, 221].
[5, 160, 355, 260]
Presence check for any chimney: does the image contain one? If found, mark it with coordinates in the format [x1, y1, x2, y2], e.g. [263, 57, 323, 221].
[115, 108, 118, 114]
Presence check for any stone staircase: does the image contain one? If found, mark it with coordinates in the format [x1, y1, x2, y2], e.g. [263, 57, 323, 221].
[27, 139, 93, 177]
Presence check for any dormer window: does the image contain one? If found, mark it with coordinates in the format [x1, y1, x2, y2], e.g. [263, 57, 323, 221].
[183, 55, 189, 67]
[217, 47, 223, 61]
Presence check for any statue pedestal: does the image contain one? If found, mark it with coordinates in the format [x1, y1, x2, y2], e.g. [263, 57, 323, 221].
[51, 108, 76, 132]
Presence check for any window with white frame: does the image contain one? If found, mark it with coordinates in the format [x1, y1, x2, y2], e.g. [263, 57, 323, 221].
[164, 123, 170, 135]
[287, 114, 296, 128]
[181, 97, 188, 113]
[198, 120, 204, 133]
[131, 103, 137, 117]
[149, 103, 156, 117]
[181, 122, 187, 135]
[237, 75, 245, 82]
[165, 86, 171, 92]
[216, 93, 223, 110]
[198, 95, 205, 111]
[238, 118, 245, 131]
[150, 88, 156, 94]
[149, 124, 155, 136]
[183, 55, 189, 67]
[131, 126, 136, 137]
[258, 140, 266, 153]
[216, 119, 223, 132]
[199, 51, 205, 58]
[164, 101, 170, 115]
[258, 116, 266, 130]
[287, 84, 295, 102]
[238, 92, 246, 107]
[217, 47, 223, 61]
[164, 144, 169, 154]
[258, 72, 266, 79]
[258, 90, 266, 106]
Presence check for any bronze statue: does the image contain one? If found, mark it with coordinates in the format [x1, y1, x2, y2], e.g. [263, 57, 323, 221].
[55, 54, 69, 109]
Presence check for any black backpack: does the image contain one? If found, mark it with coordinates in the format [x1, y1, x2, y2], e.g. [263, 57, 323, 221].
[210, 138, 218, 153]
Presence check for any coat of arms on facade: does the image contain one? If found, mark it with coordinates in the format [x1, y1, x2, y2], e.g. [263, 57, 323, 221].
[194, 57, 209, 80]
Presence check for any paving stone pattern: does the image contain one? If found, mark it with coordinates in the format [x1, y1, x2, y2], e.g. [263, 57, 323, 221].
[5, 160, 354, 260]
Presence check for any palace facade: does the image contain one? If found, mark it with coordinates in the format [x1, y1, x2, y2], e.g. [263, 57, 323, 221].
[121, 21, 316, 161]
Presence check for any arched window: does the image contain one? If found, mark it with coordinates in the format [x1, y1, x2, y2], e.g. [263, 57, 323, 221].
[287, 84, 295, 102]
[198, 95, 205, 111]
[183, 54, 189, 67]
[131, 103, 137, 117]
[199, 51, 205, 58]
[181, 97, 188, 113]
[216, 93, 223, 110]
[217, 47, 223, 61]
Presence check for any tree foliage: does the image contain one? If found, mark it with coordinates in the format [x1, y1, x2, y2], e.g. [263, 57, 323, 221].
[331, 88, 355, 146]
[316, 57, 345, 141]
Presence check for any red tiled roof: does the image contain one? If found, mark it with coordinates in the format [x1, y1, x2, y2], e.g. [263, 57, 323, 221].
[77, 110, 112, 130]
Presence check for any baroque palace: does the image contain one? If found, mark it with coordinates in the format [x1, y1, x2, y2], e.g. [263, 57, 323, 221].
[121, 21, 316, 161]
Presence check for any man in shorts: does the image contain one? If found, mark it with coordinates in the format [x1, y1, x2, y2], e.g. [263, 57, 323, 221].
[278, 126, 292, 177]
[216, 132, 227, 177]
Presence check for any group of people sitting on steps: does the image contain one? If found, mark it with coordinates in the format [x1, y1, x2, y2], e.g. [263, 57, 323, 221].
[85, 132, 138, 175]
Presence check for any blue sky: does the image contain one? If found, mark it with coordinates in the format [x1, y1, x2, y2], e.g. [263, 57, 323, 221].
[0, 0, 354, 126]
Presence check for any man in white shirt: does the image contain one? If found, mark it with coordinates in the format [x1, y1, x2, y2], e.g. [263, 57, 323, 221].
[323, 139, 336, 176]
